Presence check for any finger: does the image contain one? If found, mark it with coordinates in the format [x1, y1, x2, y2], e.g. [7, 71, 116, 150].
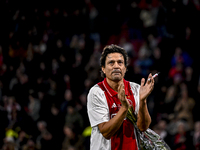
[118, 83, 124, 98]
[118, 84, 122, 98]
[118, 83, 122, 93]
[151, 78, 155, 88]
[149, 79, 155, 91]
[125, 98, 130, 107]
[121, 84, 125, 97]
[147, 73, 153, 84]
[122, 89, 125, 99]
[151, 77, 155, 84]
[140, 78, 145, 86]
[150, 74, 155, 85]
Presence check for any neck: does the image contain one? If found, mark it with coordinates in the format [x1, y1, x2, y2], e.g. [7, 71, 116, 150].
[106, 78, 123, 92]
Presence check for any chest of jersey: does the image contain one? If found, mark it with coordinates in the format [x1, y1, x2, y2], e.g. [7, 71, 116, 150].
[98, 79, 138, 150]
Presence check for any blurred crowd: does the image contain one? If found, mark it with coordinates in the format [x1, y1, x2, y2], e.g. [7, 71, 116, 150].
[1, 0, 200, 149]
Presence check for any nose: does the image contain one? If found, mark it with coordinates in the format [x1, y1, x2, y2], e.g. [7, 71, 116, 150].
[113, 62, 120, 68]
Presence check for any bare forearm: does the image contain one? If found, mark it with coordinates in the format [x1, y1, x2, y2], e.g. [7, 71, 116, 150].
[98, 106, 128, 139]
[137, 99, 151, 132]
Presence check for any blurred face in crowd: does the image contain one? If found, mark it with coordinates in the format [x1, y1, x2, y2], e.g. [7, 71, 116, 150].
[63, 125, 74, 139]
[177, 122, 186, 134]
[64, 89, 72, 101]
[102, 53, 126, 82]
[37, 121, 46, 132]
[8, 97, 14, 105]
[67, 106, 74, 114]
[194, 121, 200, 132]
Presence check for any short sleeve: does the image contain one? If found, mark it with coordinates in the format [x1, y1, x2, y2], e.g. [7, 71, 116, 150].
[87, 85, 110, 127]
[130, 82, 140, 115]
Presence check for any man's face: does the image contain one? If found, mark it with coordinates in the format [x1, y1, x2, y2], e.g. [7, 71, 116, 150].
[102, 53, 126, 82]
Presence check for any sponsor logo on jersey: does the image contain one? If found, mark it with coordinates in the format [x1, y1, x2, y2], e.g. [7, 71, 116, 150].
[111, 103, 117, 108]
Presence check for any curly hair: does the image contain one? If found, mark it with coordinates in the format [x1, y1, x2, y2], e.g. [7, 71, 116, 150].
[100, 44, 128, 78]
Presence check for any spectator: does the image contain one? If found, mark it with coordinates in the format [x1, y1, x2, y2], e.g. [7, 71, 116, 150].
[150, 47, 167, 74]
[193, 121, 200, 149]
[153, 119, 171, 146]
[60, 89, 73, 114]
[171, 120, 194, 150]
[65, 103, 84, 135]
[47, 104, 64, 150]
[134, 42, 153, 77]
[77, 92, 90, 128]
[36, 121, 53, 150]
[171, 46, 193, 68]
[168, 62, 184, 81]
[15, 130, 29, 150]
[2, 137, 17, 150]
[5, 96, 21, 125]
[27, 90, 41, 122]
[85, 51, 101, 81]
[163, 85, 178, 115]
[62, 124, 84, 150]
[22, 139, 37, 150]
[174, 84, 195, 130]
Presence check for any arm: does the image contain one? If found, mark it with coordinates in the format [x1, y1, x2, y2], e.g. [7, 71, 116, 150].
[98, 83, 129, 139]
[137, 99, 151, 131]
[174, 99, 182, 112]
[137, 73, 154, 131]
[98, 106, 128, 139]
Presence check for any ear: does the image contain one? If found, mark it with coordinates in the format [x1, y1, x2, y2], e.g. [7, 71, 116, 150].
[102, 66, 105, 74]
[123, 66, 127, 74]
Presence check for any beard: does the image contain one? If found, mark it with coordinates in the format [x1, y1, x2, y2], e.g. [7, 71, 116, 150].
[110, 69, 125, 81]
[111, 74, 123, 81]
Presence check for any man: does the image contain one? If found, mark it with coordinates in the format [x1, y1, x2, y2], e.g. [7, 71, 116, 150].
[87, 44, 154, 150]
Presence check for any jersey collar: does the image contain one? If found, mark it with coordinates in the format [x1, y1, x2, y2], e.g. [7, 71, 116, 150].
[102, 78, 129, 97]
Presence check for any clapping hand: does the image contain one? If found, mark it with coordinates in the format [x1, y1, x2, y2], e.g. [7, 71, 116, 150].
[118, 83, 130, 109]
[139, 73, 155, 101]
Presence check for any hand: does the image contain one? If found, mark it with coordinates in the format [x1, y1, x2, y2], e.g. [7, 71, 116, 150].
[139, 73, 155, 101]
[118, 83, 129, 109]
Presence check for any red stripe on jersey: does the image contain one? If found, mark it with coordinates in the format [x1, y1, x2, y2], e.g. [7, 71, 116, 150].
[98, 78, 138, 150]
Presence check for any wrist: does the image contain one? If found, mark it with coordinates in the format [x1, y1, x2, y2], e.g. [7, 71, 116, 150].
[120, 105, 129, 111]
[140, 99, 147, 105]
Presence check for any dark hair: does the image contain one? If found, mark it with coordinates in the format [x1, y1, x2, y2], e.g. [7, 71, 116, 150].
[100, 44, 128, 78]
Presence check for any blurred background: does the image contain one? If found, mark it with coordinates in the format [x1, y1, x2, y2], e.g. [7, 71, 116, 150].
[0, 0, 200, 149]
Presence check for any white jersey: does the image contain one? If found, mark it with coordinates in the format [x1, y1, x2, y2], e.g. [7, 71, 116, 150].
[87, 81, 140, 150]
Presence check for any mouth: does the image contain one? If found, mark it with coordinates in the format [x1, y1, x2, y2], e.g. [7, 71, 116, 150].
[112, 71, 121, 75]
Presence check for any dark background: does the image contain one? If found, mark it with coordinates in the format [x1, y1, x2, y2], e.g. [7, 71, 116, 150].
[0, 0, 200, 149]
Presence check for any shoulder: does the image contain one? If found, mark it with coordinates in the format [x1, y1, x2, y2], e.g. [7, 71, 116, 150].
[88, 84, 104, 97]
[129, 81, 140, 114]
[129, 81, 140, 92]
[87, 84, 107, 107]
